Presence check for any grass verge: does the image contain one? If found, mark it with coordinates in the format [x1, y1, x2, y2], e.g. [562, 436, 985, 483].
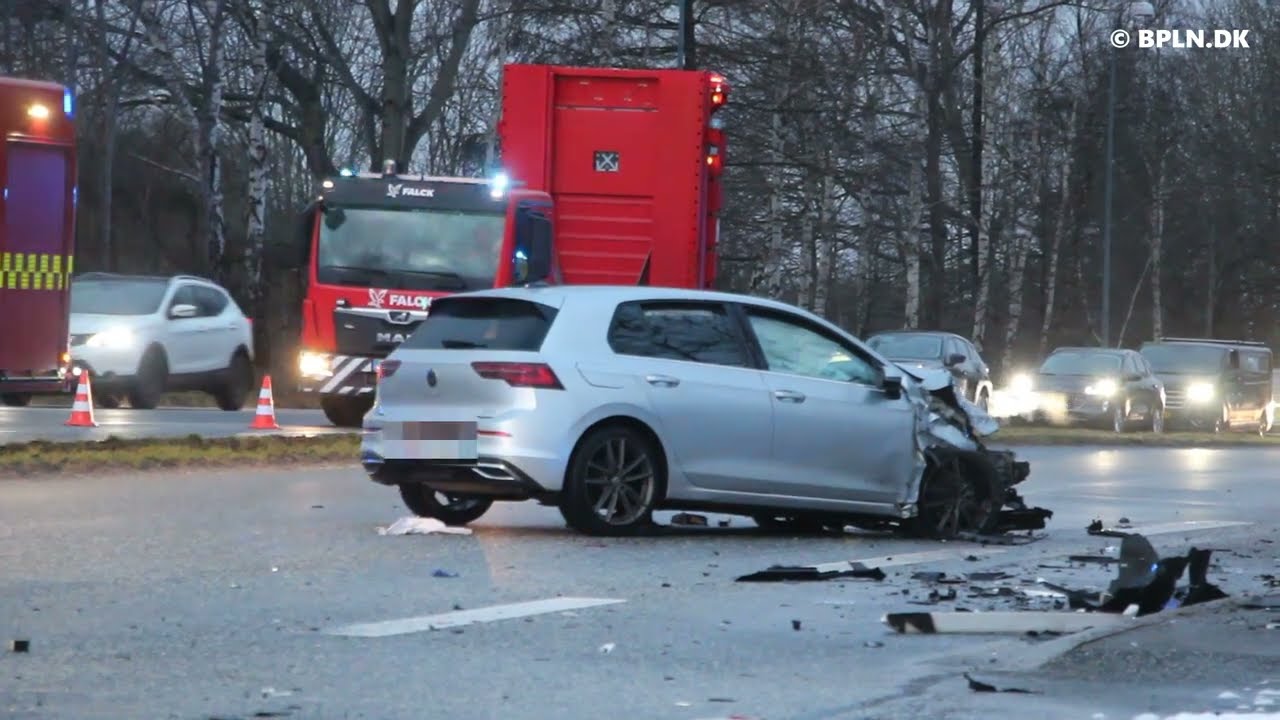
[992, 425, 1280, 447]
[0, 433, 360, 477]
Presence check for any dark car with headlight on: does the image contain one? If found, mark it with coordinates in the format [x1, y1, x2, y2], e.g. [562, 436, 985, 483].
[866, 331, 993, 409]
[1012, 347, 1164, 433]
[1139, 337, 1273, 433]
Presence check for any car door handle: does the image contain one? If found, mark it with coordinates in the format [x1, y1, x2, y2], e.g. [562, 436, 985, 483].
[645, 374, 680, 387]
[774, 389, 806, 403]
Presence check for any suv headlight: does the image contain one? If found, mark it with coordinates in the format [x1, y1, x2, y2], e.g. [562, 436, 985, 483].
[1010, 373, 1033, 393]
[1085, 379, 1118, 397]
[1187, 382, 1215, 403]
[85, 327, 135, 349]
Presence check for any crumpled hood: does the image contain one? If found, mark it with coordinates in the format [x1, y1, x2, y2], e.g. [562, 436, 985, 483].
[897, 366, 1000, 443]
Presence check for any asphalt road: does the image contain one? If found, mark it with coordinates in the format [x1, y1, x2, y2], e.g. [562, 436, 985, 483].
[0, 406, 343, 444]
[2, 446, 1278, 719]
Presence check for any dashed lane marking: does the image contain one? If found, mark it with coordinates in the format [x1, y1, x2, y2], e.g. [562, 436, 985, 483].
[803, 547, 1007, 575]
[1105, 520, 1253, 536]
[324, 597, 627, 638]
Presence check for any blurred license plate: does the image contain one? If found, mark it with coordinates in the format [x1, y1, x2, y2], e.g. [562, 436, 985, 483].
[381, 421, 478, 460]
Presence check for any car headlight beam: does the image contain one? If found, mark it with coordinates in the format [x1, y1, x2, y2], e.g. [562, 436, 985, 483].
[1186, 382, 1216, 403]
[85, 327, 135, 349]
[1084, 379, 1118, 397]
[1010, 373, 1033, 393]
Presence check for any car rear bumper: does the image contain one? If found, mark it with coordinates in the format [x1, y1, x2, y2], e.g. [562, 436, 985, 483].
[362, 454, 558, 501]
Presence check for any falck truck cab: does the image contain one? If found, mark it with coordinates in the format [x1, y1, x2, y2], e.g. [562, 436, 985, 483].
[0, 76, 77, 407]
[295, 63, 730, 427]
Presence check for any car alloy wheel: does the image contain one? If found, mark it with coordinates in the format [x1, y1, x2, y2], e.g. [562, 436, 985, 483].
[911, 452, 998, 539]
[560, 424, 662, 536]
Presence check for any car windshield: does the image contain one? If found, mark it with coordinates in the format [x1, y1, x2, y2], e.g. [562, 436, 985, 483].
[1040, 351, 1123, 376]
[70, 279, 169, 315]
[1141, 344, 1227, 374]
[316, 205, 506, 291]
[868, 334, 942, 360]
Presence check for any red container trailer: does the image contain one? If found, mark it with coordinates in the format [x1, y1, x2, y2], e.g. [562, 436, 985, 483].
[0, 77, 77, 407]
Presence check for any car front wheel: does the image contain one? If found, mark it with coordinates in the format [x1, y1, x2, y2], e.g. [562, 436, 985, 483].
[908, 451, 999, 539]
[1, 393, 31, 407]
[1150, 406, 1165, 433]
[559, 424, 663, 536]
[213, 352, 254, 411]
[398, 484, 493, 526]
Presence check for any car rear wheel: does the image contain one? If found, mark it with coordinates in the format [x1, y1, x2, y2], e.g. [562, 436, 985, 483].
[321, 395, 374, 428]
[560, 424, 663, 536]
[398, 484, 493, 526]
[908, 452, 999, 539]
[97, 394, 121, 409]
[1, 393, 31, 407]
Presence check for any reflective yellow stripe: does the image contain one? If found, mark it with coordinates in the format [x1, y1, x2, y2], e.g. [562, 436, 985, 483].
[0, 251, 73, 290]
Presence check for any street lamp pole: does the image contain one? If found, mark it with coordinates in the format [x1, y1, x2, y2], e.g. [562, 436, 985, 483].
[1101, 45, 1117, 348]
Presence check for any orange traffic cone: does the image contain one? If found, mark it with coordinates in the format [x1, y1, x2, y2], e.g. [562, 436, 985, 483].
[249, 374, 280, 430]
[65, 372, 97, 427]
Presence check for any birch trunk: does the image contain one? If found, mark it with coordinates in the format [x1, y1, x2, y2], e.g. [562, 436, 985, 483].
[1038, 104, 1077, 355]
[812, 171, 836, 317]
[751, 92, 791, 299]
[1116, 255, 1151, 347]
[1150, 161, 1165, 340]
[203, 0, 226, 277]
[899, 89, 927, 328]
[244, 7, 269, 314]
[1002, 219, 1030, 357]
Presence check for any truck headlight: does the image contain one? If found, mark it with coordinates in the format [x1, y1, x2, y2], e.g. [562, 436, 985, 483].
[299, 351, 333, 378]
[1187, 382, 1215, 403]
[85, 327, 135, 349]
[1085, 379, 1118, 397]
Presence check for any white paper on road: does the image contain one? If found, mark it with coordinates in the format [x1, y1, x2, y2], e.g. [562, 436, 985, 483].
[326, 597, 627, 638]
[377, 516, 473, 536]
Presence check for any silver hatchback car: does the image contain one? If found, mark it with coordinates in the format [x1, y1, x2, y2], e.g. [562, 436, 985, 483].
[361, 286, 1046, 537]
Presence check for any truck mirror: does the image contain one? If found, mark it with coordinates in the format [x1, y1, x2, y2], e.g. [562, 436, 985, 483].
[512, 251, 530, 284]
[526, 216, 553, 282]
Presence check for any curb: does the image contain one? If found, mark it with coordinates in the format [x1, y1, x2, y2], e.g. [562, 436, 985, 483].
[942, 596, 1240, 674]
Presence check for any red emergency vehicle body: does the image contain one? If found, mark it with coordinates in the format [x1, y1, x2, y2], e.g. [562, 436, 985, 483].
[296, 64, 729, 428]
[0, 77, 77, 407]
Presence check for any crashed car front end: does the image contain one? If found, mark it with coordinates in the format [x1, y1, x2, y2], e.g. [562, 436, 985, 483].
[894, 367, 1051, 538]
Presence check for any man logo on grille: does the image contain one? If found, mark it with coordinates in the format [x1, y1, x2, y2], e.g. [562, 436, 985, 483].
[594, 150, 620, 173]
[387, 310, 412, 324]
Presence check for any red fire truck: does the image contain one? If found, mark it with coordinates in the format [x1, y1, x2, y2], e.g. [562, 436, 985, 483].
[295, 64, 730, 427]
[0, 77, 77, 407]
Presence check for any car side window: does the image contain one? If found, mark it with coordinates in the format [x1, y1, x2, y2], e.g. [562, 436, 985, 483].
[195, 286, 229, 316]
[168, 285, 198, 318]
[743, 308, 880, 385]
[607, 301, 750, 367]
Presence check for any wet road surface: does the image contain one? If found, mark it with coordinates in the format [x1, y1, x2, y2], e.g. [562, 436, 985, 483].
[1, 445, 1277, 719]
[0, 406, 345, 443]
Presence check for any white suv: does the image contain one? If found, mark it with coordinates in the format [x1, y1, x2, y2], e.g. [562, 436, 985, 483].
[68, 273, 255, 410]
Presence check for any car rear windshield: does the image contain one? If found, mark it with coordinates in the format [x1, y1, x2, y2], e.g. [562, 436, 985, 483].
[402, 297, 558, 351]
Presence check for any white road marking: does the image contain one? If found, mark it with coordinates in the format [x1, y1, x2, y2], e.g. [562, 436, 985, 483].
[808, 547, 1006, 574]
[1109, 520, 1253, 536]
[325, 597, 626, 638]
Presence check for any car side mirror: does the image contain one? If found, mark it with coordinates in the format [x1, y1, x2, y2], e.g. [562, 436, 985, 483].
[945, 353, 966, 367]
[881, 373, 903, 400]
[169, 303, 198, 319]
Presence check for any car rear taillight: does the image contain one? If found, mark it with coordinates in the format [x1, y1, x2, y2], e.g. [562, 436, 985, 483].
[378, 360, 401, 380]
[471, 362, 563, 389]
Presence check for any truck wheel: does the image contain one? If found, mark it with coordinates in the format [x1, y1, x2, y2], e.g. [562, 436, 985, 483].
[128, 348, 167, 410]
[321, 395, 374, 428]
[97, 394, 121, 409]
[213, 351, 254, 411]
[1, 393, 31, 407]
[398, 484, 493, 526]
